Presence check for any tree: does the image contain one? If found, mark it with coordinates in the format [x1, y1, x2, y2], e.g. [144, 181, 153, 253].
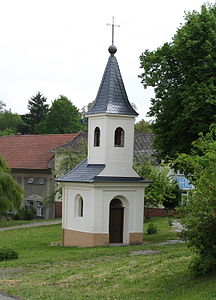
[174, 128, 216, 276]
[0, 156, 23, 217]
[55, 136, 87, 178]
[0, 101, 6, 113]
[22, 92, 49, 134]
[134, 160, 181, 209]
[0, 110, 24, 136]
[139, 4, 216, 160]
[36, 95, 82, 134]
[134, 119, 152, 133]
[80, 100, 95, 129]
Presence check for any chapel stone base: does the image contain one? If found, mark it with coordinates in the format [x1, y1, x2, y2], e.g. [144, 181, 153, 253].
[62, 229, 143, 247]
[129, 232, 143, 245]
[62, 229, 109, 247]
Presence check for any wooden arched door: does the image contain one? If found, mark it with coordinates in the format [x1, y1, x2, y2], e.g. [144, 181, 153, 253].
[109, 199, 124, 243]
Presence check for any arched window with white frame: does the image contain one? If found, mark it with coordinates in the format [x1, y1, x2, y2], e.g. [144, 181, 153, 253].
[75, 194, 84, 218]
[114, 127, 124, 147]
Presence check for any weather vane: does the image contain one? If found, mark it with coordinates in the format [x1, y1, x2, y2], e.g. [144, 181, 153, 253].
[107, 16, 120, 45]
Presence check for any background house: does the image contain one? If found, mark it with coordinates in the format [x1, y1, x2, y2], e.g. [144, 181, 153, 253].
[175, 170, 193, 204]
[0, 133, 79, 218]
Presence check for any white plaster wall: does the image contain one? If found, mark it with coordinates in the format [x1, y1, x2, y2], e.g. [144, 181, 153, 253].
[88, 116, 106, 164]
[61, 182, 146, 242]
[62, 183, 95, 233]
[88, 114, 138, 177]
[99, 162, 139, 177]
[128, 188, 145, 233]
[104, 115, 134, 164]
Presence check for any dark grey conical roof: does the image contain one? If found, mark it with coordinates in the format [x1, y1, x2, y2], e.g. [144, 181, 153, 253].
[86, 46, 138, 116]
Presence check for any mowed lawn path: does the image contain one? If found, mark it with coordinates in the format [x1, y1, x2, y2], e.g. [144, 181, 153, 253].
[0, 218, 216, 300]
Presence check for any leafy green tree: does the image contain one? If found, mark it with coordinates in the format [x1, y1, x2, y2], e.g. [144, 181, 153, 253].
[21, 92, 49, 134]
[139, 4, 216, 160]
[0, 111, 24, 136]
[55, 136, 87, 178]
[162, 181, 182, 210]
[36, 95, 82, 134]
[0, 101, 6, 113]
[0, 156, 23, 217]
[135, 119, 152, 133]
[0, 129, 15, 137]
[175, 128, 216, 276]
[134, 160, 181, 209]
[80, 100, 95, 129]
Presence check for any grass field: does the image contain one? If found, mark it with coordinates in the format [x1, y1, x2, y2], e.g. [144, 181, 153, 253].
[0, 218, 59, 228]
[0, 218, 216, 300]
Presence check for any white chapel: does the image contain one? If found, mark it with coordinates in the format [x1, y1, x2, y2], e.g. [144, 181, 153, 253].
[58, 43, 150, 247]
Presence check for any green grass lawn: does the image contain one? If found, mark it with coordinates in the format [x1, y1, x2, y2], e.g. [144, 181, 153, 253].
[0, 218, 60, 228]
[0, 217, 216, 300]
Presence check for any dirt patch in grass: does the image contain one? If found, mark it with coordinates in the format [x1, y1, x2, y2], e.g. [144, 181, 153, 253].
[0, 268, 24, 275]
[130, 250, 161, 256]
[0, 279, 21, 286]
[57, 273, 84, 287]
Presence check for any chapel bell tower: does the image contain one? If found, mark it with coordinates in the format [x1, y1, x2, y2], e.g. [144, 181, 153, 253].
[58, 27, 150, 247]
[86, 44, 139, 178]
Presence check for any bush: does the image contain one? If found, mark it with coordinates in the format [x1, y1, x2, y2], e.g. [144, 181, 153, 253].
[162, 182, 182, 210]
[0, 248, 18, 261]
[190, 255, 216, 277]
[146, 222, 158, 235]
[12, 206, 36, 220]
[174, 129, 216, 276]
[170, 205, 188, 219]
[134, 160, 182, 209]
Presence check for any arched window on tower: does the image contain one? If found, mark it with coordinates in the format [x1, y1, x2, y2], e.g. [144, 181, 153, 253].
[94, 127, 100, 147]
[114, 127, 124, 147]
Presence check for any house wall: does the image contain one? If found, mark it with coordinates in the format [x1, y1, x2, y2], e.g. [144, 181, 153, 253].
[12, 171, 54, 218]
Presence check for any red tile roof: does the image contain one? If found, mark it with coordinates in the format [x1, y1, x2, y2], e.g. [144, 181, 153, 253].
[0, 133, 79, 170]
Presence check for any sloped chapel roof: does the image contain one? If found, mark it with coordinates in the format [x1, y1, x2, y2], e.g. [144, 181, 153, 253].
[86, 45, 138, 116]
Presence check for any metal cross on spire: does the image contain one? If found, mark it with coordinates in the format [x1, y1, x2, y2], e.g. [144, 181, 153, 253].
[107, 16, 120, 45]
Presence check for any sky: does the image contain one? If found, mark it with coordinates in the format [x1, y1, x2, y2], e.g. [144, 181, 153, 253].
[0, 0, 208, 121]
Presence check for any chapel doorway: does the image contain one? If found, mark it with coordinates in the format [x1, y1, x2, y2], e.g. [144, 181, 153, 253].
[109, 198, 124, 243]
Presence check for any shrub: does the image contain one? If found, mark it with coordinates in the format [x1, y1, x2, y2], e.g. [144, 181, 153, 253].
[146, 222, 158, 235]
[170, 205, 188, 219]
[12, 206, 36, 220]
[174, 129, 216, 276]
[0, 248, 18, 261]
[162, 181, 182, 210]
[134, 160, 181, 209]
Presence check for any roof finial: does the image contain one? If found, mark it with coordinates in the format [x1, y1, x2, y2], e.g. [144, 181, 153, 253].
[107, 16, 120, 55]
